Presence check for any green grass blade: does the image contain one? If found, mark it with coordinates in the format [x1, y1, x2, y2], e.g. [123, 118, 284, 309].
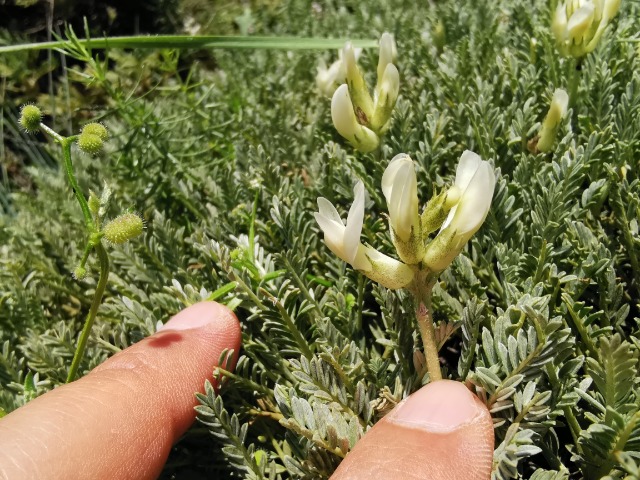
[0, 35, 378, 55]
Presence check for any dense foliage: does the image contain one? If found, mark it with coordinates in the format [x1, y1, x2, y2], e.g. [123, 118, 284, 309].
[2, 0, 640, 477]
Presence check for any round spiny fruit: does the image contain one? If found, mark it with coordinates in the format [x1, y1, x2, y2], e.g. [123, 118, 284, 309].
[73, 266, 87, 280]
[81, 123, 108, 141]
[77, 133, 104, 155]
[19, 105, 42, 133]
[102, 213, 144, 244]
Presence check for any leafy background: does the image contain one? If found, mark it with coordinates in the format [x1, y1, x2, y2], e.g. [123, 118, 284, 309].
[2, 0, 640, 478]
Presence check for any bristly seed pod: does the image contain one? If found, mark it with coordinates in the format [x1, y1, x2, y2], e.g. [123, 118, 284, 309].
[19, 105, 42, 133]
[81, 123, 108, 141]
[77, 133, 104, 156]
[102, 213, 144, 244]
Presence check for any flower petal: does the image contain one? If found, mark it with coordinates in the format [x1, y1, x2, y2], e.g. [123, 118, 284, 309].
[344, 181, 366, 263]
[450, 162, 496, 235]
[455, 150, 482, 192]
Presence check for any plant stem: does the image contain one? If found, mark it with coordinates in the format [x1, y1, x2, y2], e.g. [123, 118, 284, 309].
[412, 278, 442, 381]
[567, 58, 582, 111]
[60, 137, 95, 231]
[67, 243, 109, 382]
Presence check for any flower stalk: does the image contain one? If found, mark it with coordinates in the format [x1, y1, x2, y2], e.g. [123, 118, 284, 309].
[19, 106, 143, 382]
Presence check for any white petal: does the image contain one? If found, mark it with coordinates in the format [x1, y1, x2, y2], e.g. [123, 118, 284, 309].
[455, 150, 482, 191]
[567, 4, 595, 41]
[377, 33, 397, 81]
[331, 84, 358, 139]
[344, 181, 366, 263]
[381, 154, 411, 201]
[450, 162, 496, 235]
[552, 89, 569, 118]
[552, 3, 569, 41]
[317, 197, 344, 225]
[314, 211, 347, 261]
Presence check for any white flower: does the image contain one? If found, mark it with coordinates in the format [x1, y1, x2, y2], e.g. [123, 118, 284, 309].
[331, 84, 379, 153]
[381, 154, 419, 243]
[314, 181, 372, 271]
[552, 0, 621, 58]
[316, 48, 362, 97]
[377, 32, 397, 90]
[423, 151, 496, 272]
[315, 181, 414, 289]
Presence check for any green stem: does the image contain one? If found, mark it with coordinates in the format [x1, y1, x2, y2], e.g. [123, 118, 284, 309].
[567, 58, 582, 111]
[67, 243, 109, 382]
[412, 278, 442, 381]
[60, 137, 95, 231]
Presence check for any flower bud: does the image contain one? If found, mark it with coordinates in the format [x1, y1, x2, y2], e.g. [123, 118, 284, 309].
[102, 212, 144, 244]
[331, 85, 379, 153]
[381, 154, 422, 263]
[88, 190, 100, 217]
[77, 133, 104, 156]
[370, 63, 400, 133]
[537, 89, 569, 153]
[73, 266, 87, 280]
[421, 188, 458, 236]
[81, 122, 108, 141]
[19, 105, 42, 133]
[343, 42, 375, 124]
[376, 33, 397, 90]
[423, 151, 496, 272]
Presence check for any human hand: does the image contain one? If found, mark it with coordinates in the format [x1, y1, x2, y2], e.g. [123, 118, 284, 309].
[0, 302, 493, 479]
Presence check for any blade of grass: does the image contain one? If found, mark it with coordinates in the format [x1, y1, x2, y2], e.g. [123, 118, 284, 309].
[0, 35, 378, 55]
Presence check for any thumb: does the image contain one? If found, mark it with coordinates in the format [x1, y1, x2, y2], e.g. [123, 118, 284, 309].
[331, 380, 494, 480]
[0, 301, 241, 480]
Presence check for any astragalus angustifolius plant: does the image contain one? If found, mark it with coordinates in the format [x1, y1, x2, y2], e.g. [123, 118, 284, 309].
[1, 0, 640, 477]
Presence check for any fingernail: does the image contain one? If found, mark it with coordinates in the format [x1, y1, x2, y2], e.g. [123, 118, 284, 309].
[159, 302, 220, 331]
[389, 380, 482, 432]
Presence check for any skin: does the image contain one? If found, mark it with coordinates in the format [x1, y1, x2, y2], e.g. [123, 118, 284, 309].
[0, 302, 494, 480]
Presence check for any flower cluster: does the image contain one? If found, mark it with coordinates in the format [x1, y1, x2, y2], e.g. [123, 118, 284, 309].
[552, 0, 621, 58]
[330, 33, 400, 152]
[315, 151, 496, 289]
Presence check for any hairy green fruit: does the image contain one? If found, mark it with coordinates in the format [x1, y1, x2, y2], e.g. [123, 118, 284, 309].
[18, 105, 42, 133]
[81, 123, 108, 141]
[102, 213, 144, 244]
[77, 133, 104, 155]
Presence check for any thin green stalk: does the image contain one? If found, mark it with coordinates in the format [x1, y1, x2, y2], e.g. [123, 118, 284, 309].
[567, 58, 582, 111]
[60, 138, 94, 231]
[412, 277, 442, 381]
[67, 243, 110, 382]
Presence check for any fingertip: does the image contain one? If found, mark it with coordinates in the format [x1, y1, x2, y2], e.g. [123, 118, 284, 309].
[331, 380, 494, 480]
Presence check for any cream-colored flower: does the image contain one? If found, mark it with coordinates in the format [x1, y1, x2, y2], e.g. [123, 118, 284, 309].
[331, 32, 399, 150]
[381, 154, 419, 243]
[423, 151, 496, 272]
[537, 88, 569, 153]
[376, 32, 397, 92]
[331, 85, 379, 153]
[315, 181, 413, 289]
[552, 0, 621, 58]
[316, 48, 362, 97]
